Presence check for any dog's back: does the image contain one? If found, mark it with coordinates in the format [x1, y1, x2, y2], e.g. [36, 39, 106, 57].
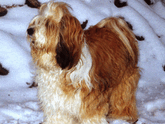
[85, 17, 139, 87]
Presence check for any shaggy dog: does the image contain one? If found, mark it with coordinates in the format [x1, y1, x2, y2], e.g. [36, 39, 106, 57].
[27, 2, 140, 124]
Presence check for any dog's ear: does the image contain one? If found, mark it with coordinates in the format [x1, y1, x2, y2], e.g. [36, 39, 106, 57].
[55, 15, 84, 70]
[56, 34, 71, 69]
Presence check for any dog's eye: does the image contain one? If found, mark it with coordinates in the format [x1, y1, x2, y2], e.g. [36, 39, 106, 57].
[32, 41, 35, 44]
[27, 28, 35, 36]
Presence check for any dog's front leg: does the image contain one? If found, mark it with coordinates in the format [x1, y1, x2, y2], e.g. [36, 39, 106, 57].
[43, 112, 79, 124]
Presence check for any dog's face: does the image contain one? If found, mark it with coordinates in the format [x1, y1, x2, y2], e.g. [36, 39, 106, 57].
[27, 2, 84, 71]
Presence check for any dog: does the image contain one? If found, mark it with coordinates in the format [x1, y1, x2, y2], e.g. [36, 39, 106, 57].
[27, 2, 140, 124]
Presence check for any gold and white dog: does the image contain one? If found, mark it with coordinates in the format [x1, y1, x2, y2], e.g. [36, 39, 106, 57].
[27, 1, 140, 124]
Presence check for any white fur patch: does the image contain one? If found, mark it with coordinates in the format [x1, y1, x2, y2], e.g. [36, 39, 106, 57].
[43, 2, 66, 22]
[36, 68, 82, 123]
[36, 26, 46, 45]
[70, 42, 93, 90]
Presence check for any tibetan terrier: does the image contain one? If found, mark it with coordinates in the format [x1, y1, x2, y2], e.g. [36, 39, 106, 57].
[27, 2, 140, 124]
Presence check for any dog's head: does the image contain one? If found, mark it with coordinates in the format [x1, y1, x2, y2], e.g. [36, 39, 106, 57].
[27, 2, 84, 71]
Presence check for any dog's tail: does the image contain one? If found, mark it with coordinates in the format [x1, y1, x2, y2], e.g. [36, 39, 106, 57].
[96, 17, 137, 61]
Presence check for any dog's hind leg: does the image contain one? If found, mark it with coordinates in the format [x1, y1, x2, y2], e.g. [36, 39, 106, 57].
[109, 69, 140, 122]
[81, 116, 108, 124]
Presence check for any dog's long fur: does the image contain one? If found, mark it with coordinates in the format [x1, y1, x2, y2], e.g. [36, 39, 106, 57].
[27, 2, 140, 124]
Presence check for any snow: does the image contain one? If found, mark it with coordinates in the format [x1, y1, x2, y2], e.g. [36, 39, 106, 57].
[0, 0, 25, 6]
[0, 0, 165, 123]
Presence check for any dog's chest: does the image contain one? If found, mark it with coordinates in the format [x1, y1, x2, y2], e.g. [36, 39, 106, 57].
[36, 70, 82, 116]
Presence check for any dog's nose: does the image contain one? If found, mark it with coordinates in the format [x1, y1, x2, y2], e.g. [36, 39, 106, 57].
[27, 28, 34, 35]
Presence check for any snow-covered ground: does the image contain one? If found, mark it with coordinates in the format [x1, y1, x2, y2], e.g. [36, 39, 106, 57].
[0, 0, 165, 123]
